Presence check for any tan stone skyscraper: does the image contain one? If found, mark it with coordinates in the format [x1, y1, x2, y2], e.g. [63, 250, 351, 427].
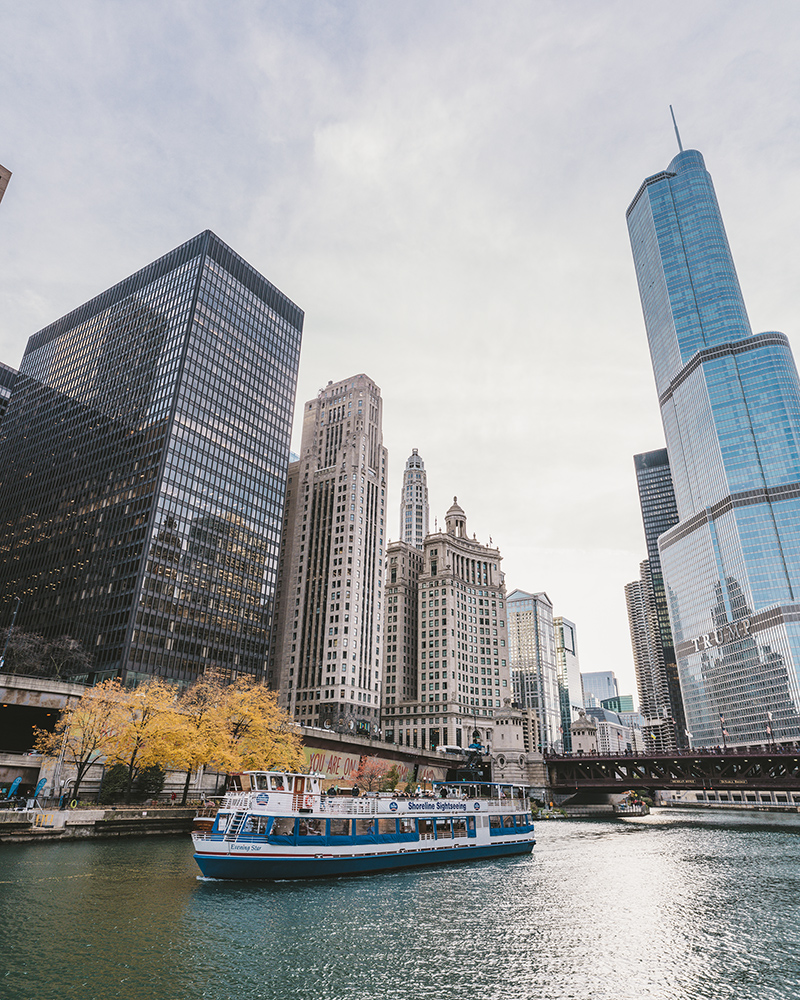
[399, 448, 429, 550]
[382, 497, 512, 750]
[271, 374, 388, 735]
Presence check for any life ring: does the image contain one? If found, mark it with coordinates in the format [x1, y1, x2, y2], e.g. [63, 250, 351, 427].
[304, 794, 313, 809]
[69, 799, 78, 809]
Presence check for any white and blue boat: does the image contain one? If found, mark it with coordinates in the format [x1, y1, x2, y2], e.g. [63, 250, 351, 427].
[192, 770, 536, 880]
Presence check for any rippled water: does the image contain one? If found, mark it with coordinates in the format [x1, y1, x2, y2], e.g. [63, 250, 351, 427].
[2, 809, 800, 1000]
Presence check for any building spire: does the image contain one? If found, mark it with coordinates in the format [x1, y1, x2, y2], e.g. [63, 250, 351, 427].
[669, 105, 684, 153]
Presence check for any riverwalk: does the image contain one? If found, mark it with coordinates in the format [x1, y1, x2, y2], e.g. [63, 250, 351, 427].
[0, 805, 195, 842]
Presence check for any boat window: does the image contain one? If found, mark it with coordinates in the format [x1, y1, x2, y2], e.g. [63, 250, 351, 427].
[216, 813, 230, 832]
[271, 775, 285, 791]
[435, 819, 452, 839]
[254, 775, 268, 791]
[378, 818, 397, 835]
[490, 815, 502, 829]
[418, 819, 434, 838]
[329, 818, 351, 836]
[355, 819, 374, 836]
[298, 818, 323, 837]
[453, 818, 467, 837]
[244, 816, 269, 835]
[466, 818, 476, 836]
[503, 815, 514, 828]
[399, 818, 415, 835]
[271, 817, 295, 836]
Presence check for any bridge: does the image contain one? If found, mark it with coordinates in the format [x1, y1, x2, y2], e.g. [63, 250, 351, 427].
[545, 749, 800, 793]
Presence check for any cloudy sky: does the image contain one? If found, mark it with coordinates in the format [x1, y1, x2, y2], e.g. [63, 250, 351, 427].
[2, 1, 800, 699]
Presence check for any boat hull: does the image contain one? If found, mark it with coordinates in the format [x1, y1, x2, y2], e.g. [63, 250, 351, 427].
[194, 839, 534, 880]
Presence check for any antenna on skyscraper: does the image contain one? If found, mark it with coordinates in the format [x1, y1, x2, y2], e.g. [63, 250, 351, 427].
[670, 105, 684, 153]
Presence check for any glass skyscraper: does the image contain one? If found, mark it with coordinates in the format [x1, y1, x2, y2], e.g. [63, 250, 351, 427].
[554, 615, 582, 752]
[508, 589, 560, 752]
[627, 147, 800, 747]
[0, 231, 302, 684]
[625, 448, 687, 749]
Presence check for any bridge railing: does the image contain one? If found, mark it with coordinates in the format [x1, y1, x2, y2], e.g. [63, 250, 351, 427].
[545, 745, 800, 760]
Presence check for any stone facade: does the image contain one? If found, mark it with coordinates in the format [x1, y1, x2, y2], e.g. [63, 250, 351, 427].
[271, 374, 387, 735]
[382, 497, 518, 752]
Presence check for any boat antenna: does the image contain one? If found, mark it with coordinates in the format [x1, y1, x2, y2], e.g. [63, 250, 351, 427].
[669, 105, 684, 153]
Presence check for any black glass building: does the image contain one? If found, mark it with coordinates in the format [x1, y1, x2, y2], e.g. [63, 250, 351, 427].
[0, 362, 17, 424]
[0, 231, 303, 684]
[628, 449, 687, 747]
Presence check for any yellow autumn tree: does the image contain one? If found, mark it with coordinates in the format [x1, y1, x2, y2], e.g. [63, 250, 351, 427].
[161, 672, 237, 804]
[32, 678, 124, 801]
[104, 678, 180, 803]
[218, 679, 304, 773]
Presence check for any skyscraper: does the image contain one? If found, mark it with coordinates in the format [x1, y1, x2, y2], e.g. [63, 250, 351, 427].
[554, 615, 582, 751]
[625, 448, 686, 749]
[508, 590, 560, 751]
[399, 448, 429, 550]
[0, 164, 11, 206]
[0, 231, 302, 683]
[271, 374, 387, 734]
[382, 539, 424, 715]
[382, 498, 513, 750]
[0, 362, 17, 424]
[580, 671, 619, 709]
[627, 141, 800, 747]
[626, 563, 676, 750]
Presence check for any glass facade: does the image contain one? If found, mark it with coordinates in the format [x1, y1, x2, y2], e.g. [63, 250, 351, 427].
[0, 231, 302, 684]
[0, 362, 17, 425]
[508, 589, 560, 751]
[627, 449, 687, 747]
[628, 148, 800, 746]
[554, 615, 582, 752]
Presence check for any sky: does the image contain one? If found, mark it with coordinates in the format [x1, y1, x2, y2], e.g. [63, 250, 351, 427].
[2, 1, 800, 701]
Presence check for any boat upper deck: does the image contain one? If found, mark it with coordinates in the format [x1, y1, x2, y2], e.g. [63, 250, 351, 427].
[213, 772, 530, 818]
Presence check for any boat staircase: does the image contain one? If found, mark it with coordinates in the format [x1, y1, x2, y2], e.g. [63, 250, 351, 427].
[224, 810, 247, 842]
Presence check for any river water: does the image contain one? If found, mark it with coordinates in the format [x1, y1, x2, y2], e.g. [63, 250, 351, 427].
[1, 808, 799, 1000]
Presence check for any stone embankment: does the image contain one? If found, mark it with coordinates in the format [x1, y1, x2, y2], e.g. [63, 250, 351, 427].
[0, 806, 195, 842]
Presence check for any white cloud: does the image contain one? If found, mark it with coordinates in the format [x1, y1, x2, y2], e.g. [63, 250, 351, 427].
[2, 0, 800, 698]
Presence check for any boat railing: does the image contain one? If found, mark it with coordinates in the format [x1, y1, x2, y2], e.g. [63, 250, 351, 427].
[217, 792, 525, 815]
[222, 793, 251, 811]
[320, 797, 376, 816]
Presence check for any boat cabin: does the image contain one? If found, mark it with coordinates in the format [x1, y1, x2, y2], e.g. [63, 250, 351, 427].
[229, 771, 321, 796]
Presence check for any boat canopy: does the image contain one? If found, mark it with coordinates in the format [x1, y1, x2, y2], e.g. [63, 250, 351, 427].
[233, 771, 320, 793]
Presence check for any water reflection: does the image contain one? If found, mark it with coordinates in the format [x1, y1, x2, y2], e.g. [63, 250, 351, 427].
[2, 812, 800, 999]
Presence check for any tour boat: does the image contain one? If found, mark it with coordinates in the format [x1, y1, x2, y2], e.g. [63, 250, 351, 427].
[192, 770, 536, 880]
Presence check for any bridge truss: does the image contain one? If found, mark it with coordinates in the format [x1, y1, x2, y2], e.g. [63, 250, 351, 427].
[546, 751, 800, 792]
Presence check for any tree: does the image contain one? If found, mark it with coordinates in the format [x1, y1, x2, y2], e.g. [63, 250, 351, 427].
[1, 630, 93, 679]
[380, 765, 401, 792]
[161, 672, 237, 805]
[32, 678, 124, 801]
[353, 756, 391, 792]
[105, 678, 179, 803]
[135, 764, 166, 800]
[98, 763, 128, 804]
[218, 680, 304, 773]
